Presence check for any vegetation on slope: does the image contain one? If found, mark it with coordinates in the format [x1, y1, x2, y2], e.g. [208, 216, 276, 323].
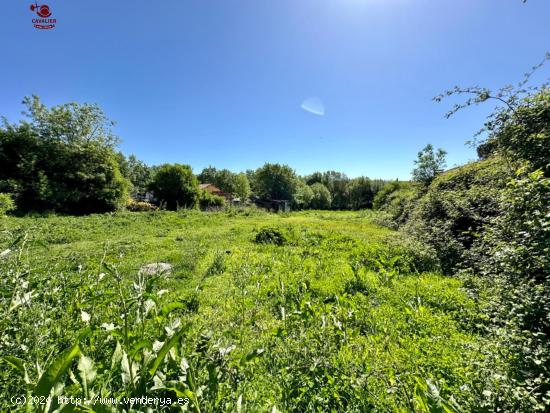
[374, 86, 550, 411]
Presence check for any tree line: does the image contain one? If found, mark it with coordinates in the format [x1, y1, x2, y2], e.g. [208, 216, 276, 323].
[0, 96, 394, 214]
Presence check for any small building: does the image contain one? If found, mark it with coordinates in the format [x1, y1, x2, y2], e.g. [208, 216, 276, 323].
[199, 183, 234, 202]
[252, 197, 291, 213]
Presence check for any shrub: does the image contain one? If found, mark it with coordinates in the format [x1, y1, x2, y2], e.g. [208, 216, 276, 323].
[373, 181, 401, 210]
[350, 235, 440, 276]
[125, 199, 157, 212]
[480, 167, 549, 283]
[370, 211, 397, 229]
[373, 181, 419, 226]
[483, 89, 550, 176]
[459, 167, 550, 411]
[405, 157, 509, 273]
[58, 144, 129, 213]
[254, 227, 288, 246]
[0, 193, 15, 216]
[199, 190, 226, 209]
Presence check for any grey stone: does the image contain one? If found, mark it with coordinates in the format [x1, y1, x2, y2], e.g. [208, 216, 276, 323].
[139, 262, 172, 276]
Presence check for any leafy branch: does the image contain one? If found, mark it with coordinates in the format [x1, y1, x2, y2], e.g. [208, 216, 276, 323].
[433, 52, 550, 119]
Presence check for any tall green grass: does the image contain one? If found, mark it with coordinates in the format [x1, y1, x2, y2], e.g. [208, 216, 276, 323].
[1, 210, 490, 411]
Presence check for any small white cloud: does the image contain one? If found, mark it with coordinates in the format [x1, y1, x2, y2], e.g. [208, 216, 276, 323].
[301, 97, 325, 116]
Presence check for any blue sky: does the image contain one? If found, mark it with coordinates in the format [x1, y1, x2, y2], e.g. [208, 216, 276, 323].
[1, 0, 549, 179]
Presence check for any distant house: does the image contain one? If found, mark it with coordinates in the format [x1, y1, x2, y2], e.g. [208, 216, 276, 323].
[199, 183, 234, 202]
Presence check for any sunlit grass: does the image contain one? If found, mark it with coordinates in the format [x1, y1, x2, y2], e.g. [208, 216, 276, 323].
[0, 209, 486, 411]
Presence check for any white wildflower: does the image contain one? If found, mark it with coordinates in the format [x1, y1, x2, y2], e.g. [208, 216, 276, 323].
[144, 299, 156, 316]
[9, 291, 34, 312]
[81, 311, 91, 323]
[101, 323, 115, 331]
[153, 340, 164, 353]
[219, 345, 236, 357]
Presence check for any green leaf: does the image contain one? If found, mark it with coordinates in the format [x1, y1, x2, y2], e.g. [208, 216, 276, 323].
[121, 351, 138, 386]
[240, 348, 265, 365]
[149, 323, 190, 377]
[129, 339, 152, 360]
[236, 394, 242, 413]
[77, 356, 97, 396]
[77, 327, 93, 341]
[35, 344, 81, 397]
[161, 302, 185, 316]
[2, 356, 26, 375]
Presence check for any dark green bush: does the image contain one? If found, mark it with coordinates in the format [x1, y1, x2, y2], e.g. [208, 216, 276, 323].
[254, 227, 288, 246]
[405, 157, 509, 273]
[468, 168, 550, 411]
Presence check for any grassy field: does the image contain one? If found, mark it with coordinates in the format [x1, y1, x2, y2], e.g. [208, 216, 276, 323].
[1, 209, 487, 412]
